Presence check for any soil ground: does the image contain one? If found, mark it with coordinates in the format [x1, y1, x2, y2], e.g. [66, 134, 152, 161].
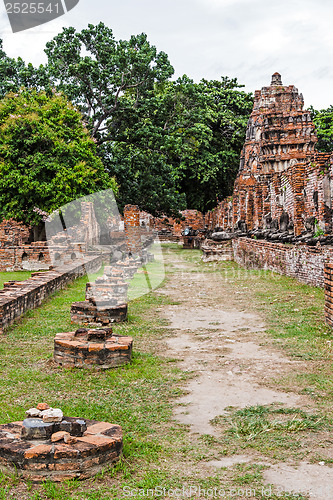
[1, 244, 333, 500]
[153, 245, 333, 500]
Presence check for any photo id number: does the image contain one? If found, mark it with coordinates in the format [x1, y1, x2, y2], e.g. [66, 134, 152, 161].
[5, 2, 60, 14]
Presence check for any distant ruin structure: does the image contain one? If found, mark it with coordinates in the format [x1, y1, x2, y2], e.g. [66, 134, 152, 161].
[207, 73, 333, 237]
[0, 202, 101, 272]
[199, 73, 333, 328]
[0, 219, 51, 271]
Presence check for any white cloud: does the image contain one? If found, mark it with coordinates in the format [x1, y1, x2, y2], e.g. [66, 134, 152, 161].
[0, 0, 332, 108]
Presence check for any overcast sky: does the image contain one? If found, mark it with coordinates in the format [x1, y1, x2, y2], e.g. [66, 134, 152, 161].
[0, 0, 332, 109]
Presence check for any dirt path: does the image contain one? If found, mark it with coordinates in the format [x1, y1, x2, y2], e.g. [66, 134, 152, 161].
[155, 246, 333, 500]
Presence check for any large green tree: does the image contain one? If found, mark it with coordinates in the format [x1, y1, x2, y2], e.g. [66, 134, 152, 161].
[0, 39, 49, 97]
[0, 89, 115, 231]
[105, 76, 253, 213]
[44, 22, 174, 143]
[157, 76, 253, 211]
[44, 23, 187, 215]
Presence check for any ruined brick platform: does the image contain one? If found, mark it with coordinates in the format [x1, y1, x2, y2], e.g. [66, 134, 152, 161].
[54, 328, 132, 369]
[0, 417, 122, 482]
[201, 240, 233, 262]
[70, 301, 128, 325]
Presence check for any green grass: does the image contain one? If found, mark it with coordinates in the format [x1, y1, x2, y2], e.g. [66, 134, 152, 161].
[0, 271, 31, 289]
[1, 245, 332, 498]
[210, 404, 331, 461]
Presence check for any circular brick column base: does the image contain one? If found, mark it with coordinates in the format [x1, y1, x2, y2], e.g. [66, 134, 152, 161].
[0, 418, 122, 482]
[54, 330, 133, 369]
[70, 301, 128, 324]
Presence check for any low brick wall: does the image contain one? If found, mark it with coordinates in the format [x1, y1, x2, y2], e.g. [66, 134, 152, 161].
[0, 254, 104, 333]
[324, 264, 333, 327]
[202, 241, 234, 262]
[232, 238, 333, 288]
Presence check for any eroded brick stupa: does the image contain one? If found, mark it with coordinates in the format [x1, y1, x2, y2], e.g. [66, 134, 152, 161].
[210, 73, 333, 237]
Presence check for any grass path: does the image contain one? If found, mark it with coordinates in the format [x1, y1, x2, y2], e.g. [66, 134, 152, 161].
[0, 245, 332, 499]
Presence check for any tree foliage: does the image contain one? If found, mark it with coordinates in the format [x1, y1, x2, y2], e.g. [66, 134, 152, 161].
[309, 105, 333, 153]
[44, 24, 253, 214]
[44, 22, 174, 143]
[0, 89, 115, 227]
[0, 26, 253, 217]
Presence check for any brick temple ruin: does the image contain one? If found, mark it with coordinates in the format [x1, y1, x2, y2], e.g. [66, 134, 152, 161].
[0, 202, 155, 333]
[205, 72, 333, 237]
[200, 73, 333, 327]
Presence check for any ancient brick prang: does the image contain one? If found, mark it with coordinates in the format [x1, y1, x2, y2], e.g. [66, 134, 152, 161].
[233, 72, 317, 235]
[206, 73, 333, 240]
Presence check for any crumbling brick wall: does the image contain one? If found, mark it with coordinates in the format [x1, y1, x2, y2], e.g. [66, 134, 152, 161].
[152, 210, 205, 238]
[0, 219, 30, 247]
[232, 238, 333, 287]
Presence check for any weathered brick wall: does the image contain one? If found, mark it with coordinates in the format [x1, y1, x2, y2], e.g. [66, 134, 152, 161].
[0, 219, 30, 247]
[152, 210, 205, 238]
[232, 238, 333, 287]
[124, 205, 141, 254]
[324, 264, 333, 327]
[0, 254, 104, 333]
